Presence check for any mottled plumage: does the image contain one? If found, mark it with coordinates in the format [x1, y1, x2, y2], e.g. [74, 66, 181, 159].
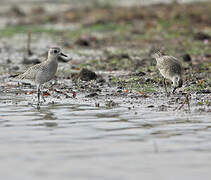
[18, 57, 58, 84]
[151, 51, 183, 94]
[17, 47, 67, 108]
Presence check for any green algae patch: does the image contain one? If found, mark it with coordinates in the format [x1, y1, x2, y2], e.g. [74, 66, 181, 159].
[0, 25, 62, 37]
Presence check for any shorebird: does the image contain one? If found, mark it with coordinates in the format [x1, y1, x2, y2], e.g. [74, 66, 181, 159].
[150, 50, 183, 94]
[17, 47, 67, 108]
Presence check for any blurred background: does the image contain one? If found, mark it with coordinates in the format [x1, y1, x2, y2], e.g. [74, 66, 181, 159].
[0, 0, 210, 69]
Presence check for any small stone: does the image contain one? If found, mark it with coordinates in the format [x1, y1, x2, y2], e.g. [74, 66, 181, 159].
[12, 66, 19, 71]
[6, 59, 11, 64]
[182, 54, 191, 62]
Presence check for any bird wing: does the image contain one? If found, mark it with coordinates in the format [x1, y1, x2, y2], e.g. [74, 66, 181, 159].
[162, 56, 182, 74]
[17, 63, 42, 80]
[163, 56, 182, 66]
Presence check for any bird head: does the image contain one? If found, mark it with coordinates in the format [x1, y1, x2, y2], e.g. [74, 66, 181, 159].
[149, 48, 163, 59]
[48, 47, 68, 60]
[173, 76, 183, 88]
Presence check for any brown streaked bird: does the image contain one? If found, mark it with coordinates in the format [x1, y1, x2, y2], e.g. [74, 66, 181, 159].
[150, 50, 183, 94]
[17, 47, 68, 108]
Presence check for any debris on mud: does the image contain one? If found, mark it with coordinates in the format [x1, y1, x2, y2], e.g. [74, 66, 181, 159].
[105, 100, 118, 108]
[72, 91, 77, 98]
[75, 35, 102, 47]
[9, 5, 26, 17]
[79, 68, 97, 81]
[147, 105, 154, 108]
[194, 32, 211, 41]
[22, 56, 41, 65]
[196, 89, 211, 94]
[85, 92, 98, 98]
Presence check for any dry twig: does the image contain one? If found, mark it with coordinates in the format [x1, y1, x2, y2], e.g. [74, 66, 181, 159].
[177, 93, 191, 111]
[27, 31, 33, 56]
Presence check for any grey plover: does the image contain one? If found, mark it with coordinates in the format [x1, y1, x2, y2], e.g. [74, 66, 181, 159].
[150, 50, 183, 94]
[17, 47, 67, 107]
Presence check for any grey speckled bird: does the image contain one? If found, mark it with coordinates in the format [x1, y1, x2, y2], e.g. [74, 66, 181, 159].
[17, 47, 67, 107]
[151, 50, 183, 94]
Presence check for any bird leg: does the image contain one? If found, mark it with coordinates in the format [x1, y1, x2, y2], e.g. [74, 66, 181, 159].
[39, 86, 46, 102]
[37, 85, 46, 103]
[37, 85, 41, 109]
[41, 94, 46, 102]
[163, 78, 169, 96]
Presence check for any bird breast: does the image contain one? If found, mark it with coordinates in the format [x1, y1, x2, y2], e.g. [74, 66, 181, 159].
[35, 60, 58, 84]
[157, 57, 182, 81]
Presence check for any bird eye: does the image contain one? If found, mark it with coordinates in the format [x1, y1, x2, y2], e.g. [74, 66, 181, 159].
[54, 50, 58, 53]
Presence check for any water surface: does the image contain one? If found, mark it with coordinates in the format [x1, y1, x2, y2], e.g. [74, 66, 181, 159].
[0, 86, 211, 180]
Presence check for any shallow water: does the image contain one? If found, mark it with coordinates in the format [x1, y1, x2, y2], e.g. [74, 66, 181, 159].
[0, 84, 211, 180]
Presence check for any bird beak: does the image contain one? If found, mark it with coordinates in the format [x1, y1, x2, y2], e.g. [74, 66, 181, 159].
[60, 52, 68, 57]
[58, 52, 72, 62]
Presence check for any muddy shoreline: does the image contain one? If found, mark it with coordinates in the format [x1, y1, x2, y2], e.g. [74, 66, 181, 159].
[0, 1, 210, 112]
